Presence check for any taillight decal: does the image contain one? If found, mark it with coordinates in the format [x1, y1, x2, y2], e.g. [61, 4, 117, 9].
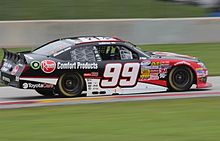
[11, 65, 20, 75]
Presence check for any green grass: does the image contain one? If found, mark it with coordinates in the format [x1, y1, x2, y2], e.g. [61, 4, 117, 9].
[1, 97, 220, 140]
[0, 0, 207, 20]
[1, 43, 219, 76]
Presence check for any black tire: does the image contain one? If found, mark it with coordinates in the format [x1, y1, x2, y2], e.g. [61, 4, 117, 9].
[168, 66, 194, 91]
[57, 72, 84, 97]
[35, 88, 54, 97]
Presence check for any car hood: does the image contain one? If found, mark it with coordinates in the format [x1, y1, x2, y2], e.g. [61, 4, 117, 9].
[146, 51, 199, 62]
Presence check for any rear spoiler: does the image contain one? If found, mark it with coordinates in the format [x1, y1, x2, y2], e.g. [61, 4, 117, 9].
[2, 48, 27, 64]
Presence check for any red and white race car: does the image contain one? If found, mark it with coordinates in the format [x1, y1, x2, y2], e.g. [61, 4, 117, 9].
[0, 36, 211, 97]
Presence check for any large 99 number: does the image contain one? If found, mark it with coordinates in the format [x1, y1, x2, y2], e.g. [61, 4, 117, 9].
[100, 63, 140, 88]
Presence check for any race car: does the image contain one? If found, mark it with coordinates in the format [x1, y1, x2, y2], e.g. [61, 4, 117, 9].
[0, 36, 211, 97]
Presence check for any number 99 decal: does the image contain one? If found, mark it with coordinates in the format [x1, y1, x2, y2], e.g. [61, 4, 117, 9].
[100, 63, 140, 88]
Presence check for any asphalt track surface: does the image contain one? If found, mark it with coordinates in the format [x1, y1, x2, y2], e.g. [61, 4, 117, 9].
[0, 76, 219, 109]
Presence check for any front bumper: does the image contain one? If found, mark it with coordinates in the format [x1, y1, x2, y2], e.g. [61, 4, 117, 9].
[197, 82, 212, 89]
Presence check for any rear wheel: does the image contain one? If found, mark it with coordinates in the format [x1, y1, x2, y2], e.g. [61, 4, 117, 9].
[35, 89, 54, 97]
[168, 66, 194, 91]
[57, 72, 84, 97]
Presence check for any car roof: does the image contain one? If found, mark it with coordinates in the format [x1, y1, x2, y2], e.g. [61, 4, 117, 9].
[60, 36, 124, 45]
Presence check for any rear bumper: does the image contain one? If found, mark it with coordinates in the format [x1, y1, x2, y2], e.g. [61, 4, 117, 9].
[0, 71, 20, 88]
[0, 71, 56, 89]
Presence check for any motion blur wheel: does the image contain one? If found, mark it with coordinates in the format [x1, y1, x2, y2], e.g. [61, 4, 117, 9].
[57, 72, 84, 97]
[35, 89, 54, 97]
[168, 66, 194, 91]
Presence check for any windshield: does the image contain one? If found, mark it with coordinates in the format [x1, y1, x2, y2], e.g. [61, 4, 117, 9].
[124, 42, 150, 58]
[33, 40, 72, 56]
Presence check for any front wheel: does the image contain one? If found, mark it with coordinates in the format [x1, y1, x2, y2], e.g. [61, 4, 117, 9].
[168, 66, 194, 91]
[57, 72, 84, 97]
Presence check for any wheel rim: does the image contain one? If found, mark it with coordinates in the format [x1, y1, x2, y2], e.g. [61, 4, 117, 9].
[174, 70, 189, 85]
[172, 68, 190, 88]
[61, 74, 81, 94]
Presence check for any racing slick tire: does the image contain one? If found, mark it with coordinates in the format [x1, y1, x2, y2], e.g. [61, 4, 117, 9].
[35, 88, 54, 97]
[57, 72, 84, 97]
[168, 66, 194, 91]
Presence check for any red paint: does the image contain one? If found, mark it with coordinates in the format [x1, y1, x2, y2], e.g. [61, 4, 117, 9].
[41, 60, 56, 73]
[0, 100, 38, 105]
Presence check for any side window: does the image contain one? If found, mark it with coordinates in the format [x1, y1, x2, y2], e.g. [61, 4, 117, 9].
[70, 46, 96, 62]
[96, 45, 138, 61]
[55, 46, 96, 61]
[54, 46, 72, 60]
[120, 46, 133, 60]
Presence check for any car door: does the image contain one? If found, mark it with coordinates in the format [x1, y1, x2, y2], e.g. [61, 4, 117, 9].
[95, 44, 141, 88]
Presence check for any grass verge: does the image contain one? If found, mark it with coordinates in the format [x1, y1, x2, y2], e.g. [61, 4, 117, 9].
[0, 97, 220, 140]
[0, 0, 207, 20]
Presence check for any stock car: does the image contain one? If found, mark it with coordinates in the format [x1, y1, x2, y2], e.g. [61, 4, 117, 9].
[0, 36, 211, 97]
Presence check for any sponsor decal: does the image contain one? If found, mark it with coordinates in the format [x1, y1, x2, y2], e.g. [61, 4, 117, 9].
[150, 69, 159, 73]
[84, 72, 99, 77]
[11, 65, 20, 75]
[199, 77, 207, 82]
[1, 67, 9, 72]
[161, 61, 170, 64]
[98, 42, 116, 45]
[159, 73, 166, 79]
[22, 83, 28, 89]
[1, 62, 12, 72]
[57, 62, 98, 70]
[160, 63, 170, 68]
[15, 76, 19, 82]
[150, 74, 159, 80]
[92, 84, 99, 90]
[41, 60, 56, 73]
[87, 79, 92, 90]
[86, 79, 99, 91]
[2, 76, 10, 82]
[30, 61, 41, 70]
[196, 68, 205, 76]
[206, 70, 208, 75]
[151, 62, 160, 66]
[142, 66, 159, 69]
[22, 82, 54, 89]
[150, 66, 159, 69]
[159, 68, 167, 73]
[2, 62, 12, 68]
[93, 46, 102, 61]
[140, 69, 150, 79]
[141, 61, 151, 66]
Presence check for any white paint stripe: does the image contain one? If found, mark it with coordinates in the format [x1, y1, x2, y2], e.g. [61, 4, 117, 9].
[19, 77, 58, 85]
[0, 17, 220, 23]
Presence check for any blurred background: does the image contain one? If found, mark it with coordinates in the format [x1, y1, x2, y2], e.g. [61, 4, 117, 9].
[1, 0, 220, 47]
[0, 0, 219, 75]
[1, 1, 220, 141]
[0, 0, 218, 20]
